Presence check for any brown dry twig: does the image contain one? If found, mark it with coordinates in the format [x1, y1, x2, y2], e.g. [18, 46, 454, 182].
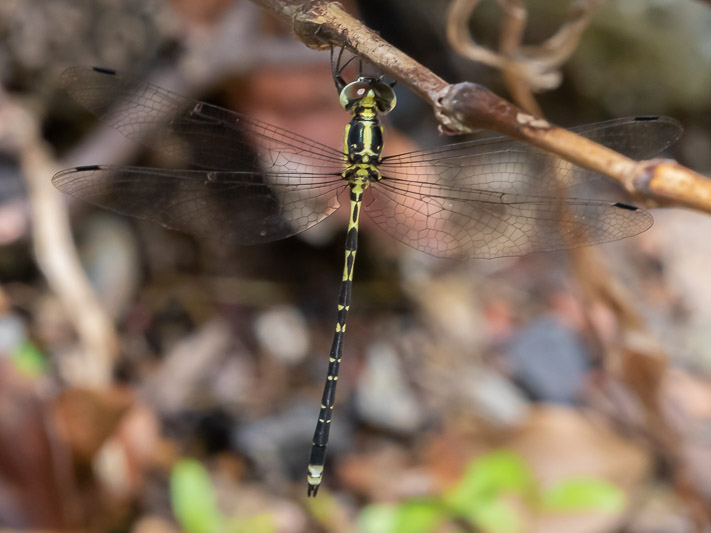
[445, 0, 606, 116]
[0, 89, 118, 387]
[446, 0, 606, 92]
[253, 0, 711, 214]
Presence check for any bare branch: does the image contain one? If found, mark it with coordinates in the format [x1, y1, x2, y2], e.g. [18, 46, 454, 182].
[252, 0, 449, 102]
[445, 0, 605, 95]
[496, 0, 543, 116]
[445, 0, 605, 116]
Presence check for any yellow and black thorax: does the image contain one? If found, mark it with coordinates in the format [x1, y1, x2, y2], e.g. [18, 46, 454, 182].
[339, 77, 396, 189]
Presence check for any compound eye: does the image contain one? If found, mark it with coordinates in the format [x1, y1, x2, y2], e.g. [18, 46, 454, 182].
[372, 81, 396, 114]
[339, 81, 371, 110]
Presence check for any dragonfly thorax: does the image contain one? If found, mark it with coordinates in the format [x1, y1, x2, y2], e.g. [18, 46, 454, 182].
[339, 77, 395, 186]
[343, 106, 386, 185]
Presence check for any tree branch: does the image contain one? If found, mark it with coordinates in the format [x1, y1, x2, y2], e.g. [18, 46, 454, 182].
[252, 0, 711, 214]
[0, 90, 119, 387]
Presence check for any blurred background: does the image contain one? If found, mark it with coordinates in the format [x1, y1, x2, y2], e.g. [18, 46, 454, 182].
[1, 0, 711, 531]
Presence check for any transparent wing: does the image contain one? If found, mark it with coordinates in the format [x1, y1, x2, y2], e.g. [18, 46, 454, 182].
[60, 67, 346, 174]
[56, 66, 349, 244]
[366, 177, 653, 259]
[57, 67, 678, 258]
[53, 165, 346, 245]
[380, 116, 682, 195]
[366, 116, 678, 258]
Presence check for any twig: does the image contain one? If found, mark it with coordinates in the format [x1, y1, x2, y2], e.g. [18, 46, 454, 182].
[445, 0, 606, 116]
[446, 0, 605, 92]
[446, 0, 542, 116]
[254, 0, 449, 100]
[252, 0, 711, 214]
[0, 89, 118, 387]
[496, 0, 542, 117]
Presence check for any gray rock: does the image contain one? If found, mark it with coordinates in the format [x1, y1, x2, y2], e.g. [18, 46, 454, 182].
[355, 341, 424, 434]
[507, 314, 590, 403]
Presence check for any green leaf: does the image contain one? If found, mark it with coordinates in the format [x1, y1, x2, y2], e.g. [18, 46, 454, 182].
[226, 513, 275, 533]
[394, 501, 446, 533]
[541, 478, 626, 513]
[359, 501, 446, 533]
[359, 504, 398, 533]
[471, 498, 521, 533]
[170, 458, 223, 533]
[444, 450, 536, 513]
[11, 340, 47, 377]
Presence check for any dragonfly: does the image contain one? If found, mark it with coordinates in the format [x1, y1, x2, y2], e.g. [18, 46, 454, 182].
[53, 65, 682, 496]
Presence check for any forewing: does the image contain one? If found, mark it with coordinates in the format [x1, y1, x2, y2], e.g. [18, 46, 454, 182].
[53, 165, 345, 245]
[60, 67, 345, 175]
[380, 116, 682, 195]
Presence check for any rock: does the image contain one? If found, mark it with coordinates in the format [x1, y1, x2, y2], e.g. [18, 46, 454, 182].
[355, 341, 424, 434]
[507, 315, 590, 403]
[253, 305, 309, 364]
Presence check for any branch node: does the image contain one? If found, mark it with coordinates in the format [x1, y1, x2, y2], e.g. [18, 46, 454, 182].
[292, 0, 341, 50]
[436, 81, 519, 135]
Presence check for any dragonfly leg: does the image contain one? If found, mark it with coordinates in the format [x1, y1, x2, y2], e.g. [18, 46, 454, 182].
[331, 45, 360, 92]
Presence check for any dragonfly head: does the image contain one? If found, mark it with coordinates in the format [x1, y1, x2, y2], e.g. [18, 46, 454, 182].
[339, 77, 396, 115]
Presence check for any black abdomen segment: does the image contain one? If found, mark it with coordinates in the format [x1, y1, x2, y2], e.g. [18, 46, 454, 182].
[306, 185, 364, 496]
